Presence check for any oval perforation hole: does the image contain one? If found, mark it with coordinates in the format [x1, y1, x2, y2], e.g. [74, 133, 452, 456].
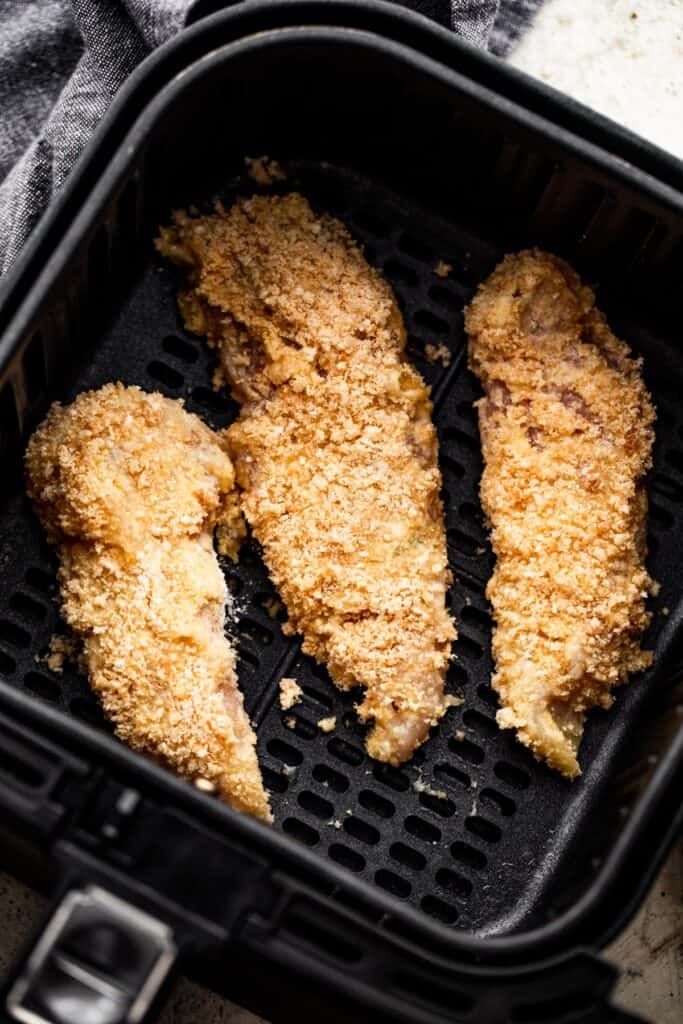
[383, 259, 418, 286]
[358, 789, 395, 819]
[405, 815, 441, 844]
[451, 841, 487, 871]
[390, 842, 426, 872]
[434, 762, 471, 791]
[283, 714, 318, 741]
[24, 567, 54, 594]
[262, 766, 288, 794]
[69, 697, 109, 728]
[414, 308, 449, 336]
[477, 684, 499, 709]
[449, 663, 469, 688]
[352, 210, 391, 237]
[435, 867, 472, 897]
[454, 633, 484, 659]
[481, 787, 516, 817]
[329, 843, 365, 873]
[375, 869, 411, 899]
[421, 894, 458, 924]
[398, 233, 434, 262]
[449, 736, 485, 765]
[267, 739, 303, 766]
[419, 792, 455, 818]
[649, 501, 674, 530]
[448, 529, 482, 558]
[282, 818, 319, 847]
[328, 737, 364, 767]
[301, 686, 333, 711]
[459, 604, 492, 631]
[444, 427, 479, 453]
[162, 335, 198, 363]
[298, 790, 334, 820]
[191, 386, 234, 415]
[0, 621, 31, 649]
[652, 473, 683, 502]
[372, 764, 410, 792]
[344, 816, 380, 846]
[465, 815, 502, 844]
[462, 709, 497, 738]
[237, 646, 259, 667]
[239, 618, 273, 645]
[24, 672, 60, 702]
[10, 593, 47, 623]
[441, 454, 466, 479]
[456, 399, 478, 424]
[494, 760, 531, 790]
[428, 284, 461, 311]
[313, 763, 349, 793]
[146, 360, 183, 390]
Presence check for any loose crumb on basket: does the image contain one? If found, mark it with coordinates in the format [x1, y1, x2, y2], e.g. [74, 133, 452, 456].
[43, 634, 78, 674]
[454, 729, 465, 742]
[412, 777, 448, 800]
[433, 260, 453, 278]
[279, 676, 303, 710]
[284, 715, 297, 730]
[263, 595, 285, 620]
[425, 343, 452, 368]
[445, 694, 463, 708]
[318, 715, 336, 733]
[194, 777, 217, 794]
[245, 155, 286, 186]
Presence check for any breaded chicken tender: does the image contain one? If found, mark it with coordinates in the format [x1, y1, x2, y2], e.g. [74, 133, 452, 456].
[157, 193, 456, 765]
[465, 250, 655, 777]
[25, 383, 271, 820]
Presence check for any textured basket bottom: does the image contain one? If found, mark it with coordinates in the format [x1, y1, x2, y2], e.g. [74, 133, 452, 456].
[0, 160, 680, 936]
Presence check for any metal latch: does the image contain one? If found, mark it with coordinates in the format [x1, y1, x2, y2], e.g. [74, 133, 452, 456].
[5, 886, 176, 1024]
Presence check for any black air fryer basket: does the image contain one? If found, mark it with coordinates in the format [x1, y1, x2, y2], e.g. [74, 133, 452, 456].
[0, 4, 681, 1023]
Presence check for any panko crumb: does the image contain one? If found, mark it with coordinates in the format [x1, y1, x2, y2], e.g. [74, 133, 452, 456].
[279, 676, 303, 710]
[284, 715, 297, 730]
[44, 634, 78, 674]
[245, 155, 285, 186]
[318, 715, 336, 733]
[454, 729, 465, 742]
[662, 606, 670, 616]
[412, 778, 448, 800]
[263, 596, 285, 621]
[424, 343, 452, 368]
[445, 694, 463, 708]
[433, 261, 453, 278]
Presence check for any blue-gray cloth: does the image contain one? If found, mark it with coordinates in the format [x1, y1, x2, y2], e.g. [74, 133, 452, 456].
[0, 0, 543, 275]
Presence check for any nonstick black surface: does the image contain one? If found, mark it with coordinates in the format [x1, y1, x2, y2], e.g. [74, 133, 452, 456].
[0, 160, 680, 936]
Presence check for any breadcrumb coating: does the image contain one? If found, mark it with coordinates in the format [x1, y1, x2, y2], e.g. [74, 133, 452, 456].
[279, 677, 303, 710]
[157, 193, 456, 765]
[25, 383, 271, 820]
[465, 250, 655, 777]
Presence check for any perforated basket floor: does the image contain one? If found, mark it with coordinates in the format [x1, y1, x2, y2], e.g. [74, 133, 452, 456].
[0, 160, 679, 936]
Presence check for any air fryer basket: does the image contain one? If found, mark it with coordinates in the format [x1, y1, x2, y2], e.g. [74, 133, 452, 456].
[0, 4, 682, 1023]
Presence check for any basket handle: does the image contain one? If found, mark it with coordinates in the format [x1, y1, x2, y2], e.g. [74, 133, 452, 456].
[1, 883, 177, 1024]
